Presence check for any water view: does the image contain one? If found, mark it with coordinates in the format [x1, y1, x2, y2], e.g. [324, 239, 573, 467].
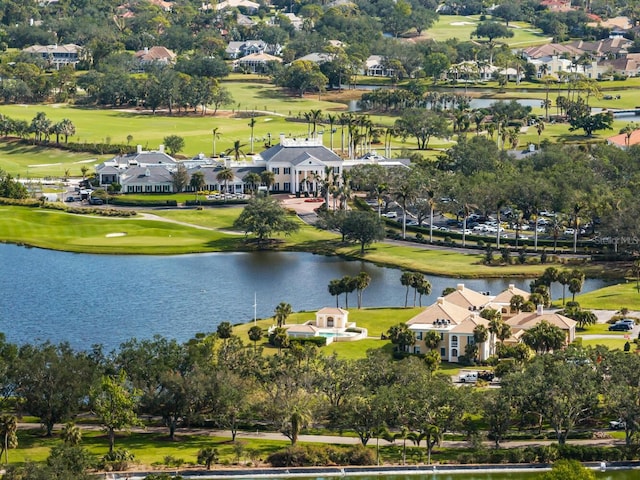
[0, 244, 611, 349]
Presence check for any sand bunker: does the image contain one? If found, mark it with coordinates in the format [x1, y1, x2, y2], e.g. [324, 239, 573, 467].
[450, 21, 475, 26]
[27, 163, 63, 167]
[105, 232, 127, 238]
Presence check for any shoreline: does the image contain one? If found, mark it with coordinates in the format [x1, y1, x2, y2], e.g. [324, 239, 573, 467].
[102, 462, 640, 479]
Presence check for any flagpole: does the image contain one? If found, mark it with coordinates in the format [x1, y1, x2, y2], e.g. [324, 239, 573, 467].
[253, 292, 257, 325]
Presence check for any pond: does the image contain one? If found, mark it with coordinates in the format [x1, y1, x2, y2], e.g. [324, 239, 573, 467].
[0, 244, 611, 350]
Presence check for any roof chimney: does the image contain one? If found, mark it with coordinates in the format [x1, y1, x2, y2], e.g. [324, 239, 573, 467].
[457, 284, 465, 291]
[159, 144, 165, 153]
[536, 304, 544, 316]
[136, 144, 142, 154]
[279, 133, 286, 144]
[436, 297, 444, 305]
[508, 284, 515, 292]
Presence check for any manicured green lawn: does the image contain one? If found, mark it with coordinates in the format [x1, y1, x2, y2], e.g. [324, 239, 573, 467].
[575, 282, 640, 310]
[338, 242, 552, 278]
[0, 140, 109, 178]
[580, 337, 630, 350]
[0, 205, 338, 254]
[578, 323, 627, 335]
[148, 207, 245, 230]
[419, 15, 549, 47]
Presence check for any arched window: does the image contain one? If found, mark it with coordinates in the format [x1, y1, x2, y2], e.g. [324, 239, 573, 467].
[327, 316, 334, 327]
[452, 348, 458, 357]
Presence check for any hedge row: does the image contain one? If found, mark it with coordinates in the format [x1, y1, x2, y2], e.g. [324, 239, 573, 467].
[289, 337, 327, 347]
[456, 444, 631, 465]
[0, 197, 136, 217]
[267, 445, 375, 467]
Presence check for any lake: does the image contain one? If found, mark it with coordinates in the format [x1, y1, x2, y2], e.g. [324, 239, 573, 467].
[0, 244, 611, 350]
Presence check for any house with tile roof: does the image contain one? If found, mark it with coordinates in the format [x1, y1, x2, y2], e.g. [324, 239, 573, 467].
[443, 283, 492, 312]
[488, 284, 531, 316]
[506, 305, 577, 345]
[607, 128, 640, 150]
[134, 46, 176, 66]
[406, 297, 491, 362]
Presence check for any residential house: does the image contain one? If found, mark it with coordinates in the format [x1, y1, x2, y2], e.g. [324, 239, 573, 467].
[282, 13, 303, 30]
[233, 53, 282, 73]
[364, 55, 394, 77]
[607, 128, 640, 150]
[214, 0, 260, 14]
[444, 283, 492, 312]
[539, 0, 573, 12]
[296, 52, 334, 64]
[598, 53, 640, 78]
[279, 308, 367, 344]
[148, 0, 173, 11]
[134, 46, 177, 66]
[487, 284, 531, 316]
[22, 44, 82, 69]
[225, 40, 280, 59]
[406, 297, 491, 362]
[506, 305, 577, 345]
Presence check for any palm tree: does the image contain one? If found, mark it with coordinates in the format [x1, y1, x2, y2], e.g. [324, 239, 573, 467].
[243, 172, 261, 195]
[326, 113, 337, 150]
[212, 127, 221, 157]
[328, 279, 343, 307]
[216, 167, 235, 198]
[416, 278, 432, 307]
[400, 271, 415, 308]
[61, 422, 82, 446]
[274, 302, 292, 327]
[308, 109, 323, 137]
[339, 113, 352, 154]
[482, 308, 502, 356]
[248, 116, 257, 153]
[225, 140, 247, 162]
[80, 165, 89, 179]
[59, 118, 75, 143]
[197, 447, 219, 470]
[355, 271, 371, 309]
[248, 325, 263, 351]
[285, 406, 312, 445]
[190, 170, 206, 203]
[620, 123, 637, 148]
[535, 120, 545, 149]
[260, 170, 275, 194]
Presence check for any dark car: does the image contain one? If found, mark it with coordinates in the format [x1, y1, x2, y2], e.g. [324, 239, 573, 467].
[65, 196, 75, 202]
[478, 371, 495, 382]
[89, 198, 104, 205]
[608, 323, 632, 331]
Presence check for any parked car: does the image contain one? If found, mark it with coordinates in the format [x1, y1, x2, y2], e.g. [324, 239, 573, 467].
[459, 372, 478, 383]
[564, 228, 575, 235]
[608, 323, 632, 331]
[477, 371, 495, 382]
[615, 319, 635, 328]
[65, 196, 75, 202]
[610, 419, 626, 430]
[381, 212, 397, 218]
[89, 197, 104, 205]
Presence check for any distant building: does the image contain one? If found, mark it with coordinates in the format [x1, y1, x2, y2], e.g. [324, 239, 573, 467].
[233, 53, 282, 73]
[22, 44, 82, 69]
[134, 46, 177, 66]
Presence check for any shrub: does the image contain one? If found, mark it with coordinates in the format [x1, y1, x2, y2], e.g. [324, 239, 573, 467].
[289, 337, 327, 347]
[101, 449, 135, 471]
[267, 445, 374, 467]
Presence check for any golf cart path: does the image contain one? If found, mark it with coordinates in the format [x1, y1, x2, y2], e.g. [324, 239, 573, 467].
[137, 212, 243, 235]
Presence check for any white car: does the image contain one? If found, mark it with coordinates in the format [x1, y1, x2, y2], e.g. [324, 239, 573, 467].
[459, 372, 478, 383]
[565, 228, 575, 235]
[381, 212, 397, 218]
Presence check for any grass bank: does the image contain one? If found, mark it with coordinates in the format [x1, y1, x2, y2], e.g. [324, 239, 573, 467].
[575, 282, 640, 310]
[0, 205, 628, 281]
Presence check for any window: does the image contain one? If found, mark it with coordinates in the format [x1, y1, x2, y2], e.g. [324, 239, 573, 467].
[440, 333, 444, 341]
[333, 167, 340, 175]
[440, 347, 446, 357]
[274, 183, 280, 191]
[272, 167, 280, 174]
[452, 348, 458, 357]
[414, 346, 421, 354]
[451, 335, 458, 347]
[284, 167, 291, 174]
[468, 336, 475, 346]
[416, 332, 422, 340]
[283, 182, 290, 192]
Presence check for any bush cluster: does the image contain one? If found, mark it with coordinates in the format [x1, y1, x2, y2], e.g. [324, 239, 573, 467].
[289, 337, 327, 347]
[457, 444, 630, 465]
[267, 445, 375, 467]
